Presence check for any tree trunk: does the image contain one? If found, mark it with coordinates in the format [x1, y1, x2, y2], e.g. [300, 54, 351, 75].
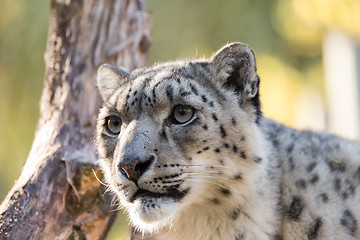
[0, 0, 150, 239]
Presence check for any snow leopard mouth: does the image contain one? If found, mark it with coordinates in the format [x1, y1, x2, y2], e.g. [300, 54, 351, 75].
[130, 188, 189, 203]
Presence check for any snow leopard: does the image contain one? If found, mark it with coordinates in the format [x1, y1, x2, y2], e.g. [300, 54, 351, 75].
[96, 42, 360, 240]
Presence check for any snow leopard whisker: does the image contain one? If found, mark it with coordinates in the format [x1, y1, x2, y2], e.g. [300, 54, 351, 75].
[92, 168, 109, 187]
[186, 174, 232, 183]
[170, 186, 188, 194]
[186, 178, 228, 189]
[184, 170, 224, 175]
[110, 194, 120, 207]
[184, 169, 223, 173]
[182, 164, 235, 170]
[185, 172, 229, 178]
[102, 186, 112, 196]
[110, 204, 125, 212]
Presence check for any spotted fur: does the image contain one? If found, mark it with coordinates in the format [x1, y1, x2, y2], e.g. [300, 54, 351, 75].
[96, 43, 360, 240]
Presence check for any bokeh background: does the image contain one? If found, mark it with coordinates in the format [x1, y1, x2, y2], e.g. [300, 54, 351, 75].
[0, 0, 359, 239]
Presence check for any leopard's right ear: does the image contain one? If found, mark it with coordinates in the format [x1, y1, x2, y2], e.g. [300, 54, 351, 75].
[97, 63, 130, 102]
[210, 42, 258, 102]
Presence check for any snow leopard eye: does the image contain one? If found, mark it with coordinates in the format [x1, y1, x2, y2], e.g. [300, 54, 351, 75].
[172, 105, 195, 124]
[105, 116, 122, 135]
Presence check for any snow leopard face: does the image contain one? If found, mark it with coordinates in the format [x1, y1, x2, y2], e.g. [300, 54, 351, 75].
[96, 43, 264, 232]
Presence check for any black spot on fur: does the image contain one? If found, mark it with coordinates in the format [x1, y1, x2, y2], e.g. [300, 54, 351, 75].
[307, 217, 323, 240]
[334, 178, 341, 191]
[355, 166, 360, 182]
[197, 62, 208, 68]
[287, 196, 304, 221]
[231, 207, 241, 220]
[211, 198, 220, 205]
[319, 193, 329, 203]
[341, 180, 356, 200]
[224, 143, 229, 148]
[251, 88, 262, 124]
[326, 159, 346, 172]
[220, 125, 227, 138]
[166, 85, 173, 101]
[201, 95, 208, 103]
[215, 148, 220, 153]
[152, 84, 158, 102]
[306, 162, 317, 172]
[125, 94, 130, 105]
[212, 113, 218, 122]
[232, 145, 238, 153]
[254, 156, 262, 163]
[272, 234, 283, 240]
[288, 156, 295, 171]
[310, 174, 319, 184]
[220, 187, 231, 196]
[240, 151, 246, 159]
[139, 94, 145, 107]
[209, 101, 214, 107]
[231, 117, 237, 126]
[202, 124, 208, 130]
[160, 129, 168, 141]
[340, 210, 357, 235]
[295, 179, 307, 189]
[203, 147, 209, 151]
[287, 144, 294, 154]
[272, 139, 279, 148]
[233, 173, 242, 180]
[189, 83, 199, 95]
[180, 91, 191, 97]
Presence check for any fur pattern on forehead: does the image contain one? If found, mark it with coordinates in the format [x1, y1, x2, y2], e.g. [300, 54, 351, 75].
[97, 43, 260, 107]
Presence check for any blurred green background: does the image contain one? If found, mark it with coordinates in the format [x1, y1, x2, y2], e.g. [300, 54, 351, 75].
[0, 0, 359, 239]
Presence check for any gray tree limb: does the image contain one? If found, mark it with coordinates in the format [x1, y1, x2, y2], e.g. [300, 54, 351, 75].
[0, 0, 150, 239]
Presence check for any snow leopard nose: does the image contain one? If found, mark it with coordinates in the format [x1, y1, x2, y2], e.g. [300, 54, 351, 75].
[118, 155, 155, 182]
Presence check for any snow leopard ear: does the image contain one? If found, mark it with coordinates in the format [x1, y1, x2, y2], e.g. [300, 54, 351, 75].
[210, 42, 259, 101]
[97, 63, 130, 102]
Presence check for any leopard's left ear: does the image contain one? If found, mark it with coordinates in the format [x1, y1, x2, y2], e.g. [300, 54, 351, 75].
[210, 42, 259, 101]
[97, 63, 130, 102]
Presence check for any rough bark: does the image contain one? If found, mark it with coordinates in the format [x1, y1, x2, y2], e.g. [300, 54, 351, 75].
[0, 0, 150, 239]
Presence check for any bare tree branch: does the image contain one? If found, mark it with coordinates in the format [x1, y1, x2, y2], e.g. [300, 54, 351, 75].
[0, 0, 150, 239]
